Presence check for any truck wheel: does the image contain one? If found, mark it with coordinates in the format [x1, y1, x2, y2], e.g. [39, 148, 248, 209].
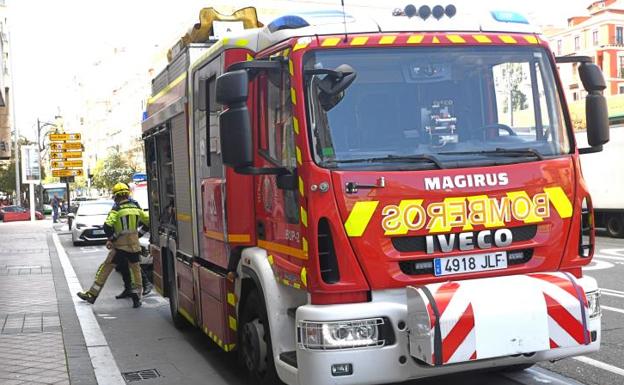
[166, 250, 187, 329]
[239, 290, 281, 385]
[606, 214, 624, 238]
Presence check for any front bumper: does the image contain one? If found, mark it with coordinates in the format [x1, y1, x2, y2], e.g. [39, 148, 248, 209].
[74, 226, 108, 242]
[292, 275, 600, 385]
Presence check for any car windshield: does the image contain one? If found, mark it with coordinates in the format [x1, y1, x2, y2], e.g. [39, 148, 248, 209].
[77, 202, 113, 216]
[304, 46, 569, 170]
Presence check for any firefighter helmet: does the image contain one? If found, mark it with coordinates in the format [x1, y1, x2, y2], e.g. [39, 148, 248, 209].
[111, 182, 130, 197]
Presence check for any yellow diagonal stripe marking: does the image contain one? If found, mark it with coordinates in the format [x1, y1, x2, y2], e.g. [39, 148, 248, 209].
[447, 34, 466, 44]
[246, 54, 254, 61]
[351, 36, 368, 45]
[235, 39, 249, 47]
[229, 315, 237, 331]
[298, 176, 305, 197]
[524, 35, 539, 44]
[544, 187, 573, 219]
[227, 292, 237, 306]
[345, 201, 379, 237]
[407, 35, 424, 44]
[500, 35, 517, 44]
[379, 35, 397, 45]
[289, 60, 294, 76]
[473, 35, 492, 43]
[322, 37, 341, 47]
[296, 147, 302, 165]
[293, 116, 299, 135]
[300, 207, 308, 227]
[432, 36, 440, 44]
[290, 87, 297, 105]
[302, 237, 308, 256]
[300, 267, 307, 287]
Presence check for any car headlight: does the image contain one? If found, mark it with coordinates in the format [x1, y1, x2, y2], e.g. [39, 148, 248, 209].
[297, 318, 386, 350]
[587, 290, 601, 319]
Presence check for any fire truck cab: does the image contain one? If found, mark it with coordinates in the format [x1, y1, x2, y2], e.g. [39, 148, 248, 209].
[143, 5, 608, 385]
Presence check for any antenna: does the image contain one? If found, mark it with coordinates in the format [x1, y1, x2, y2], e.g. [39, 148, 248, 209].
[341, 0, 348, 42]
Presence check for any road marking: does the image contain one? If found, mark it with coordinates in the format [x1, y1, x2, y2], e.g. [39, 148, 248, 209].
[573, 356, 624, 377]
[583, 259, 614, 270]
[601, 288, 624, 298]
[52, 233, 126, 385]
[602, 305, 624, 315]
[594, 254, 624, 262]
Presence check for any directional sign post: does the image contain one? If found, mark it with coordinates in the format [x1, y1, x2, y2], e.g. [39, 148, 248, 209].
[50, 142, 83, 151]
[51, 160, 84, 169]
[49, 133, 81, 142]
[50, 151, 83, 159]
[52, 169, 84, 177]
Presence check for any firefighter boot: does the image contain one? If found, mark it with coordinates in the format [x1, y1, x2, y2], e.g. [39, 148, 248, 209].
[115, 290, 131, 299]
[77, 291, 97, 304]
[131, 293, 142, 308]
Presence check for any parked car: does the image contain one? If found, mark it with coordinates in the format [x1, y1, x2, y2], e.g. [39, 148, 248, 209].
[42, 204, 53, 215]
[70, 200, 114, 246]
[1, 205, 44, 222]
[70, 196, 97, 214]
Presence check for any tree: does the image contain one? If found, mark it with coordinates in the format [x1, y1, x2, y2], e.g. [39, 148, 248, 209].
[500, 63, 529, 126]
[0, 137, 36, 197]
[92, 152, 136, 191]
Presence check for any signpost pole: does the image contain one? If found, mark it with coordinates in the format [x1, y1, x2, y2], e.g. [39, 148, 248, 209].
[29, 183, 35, 221]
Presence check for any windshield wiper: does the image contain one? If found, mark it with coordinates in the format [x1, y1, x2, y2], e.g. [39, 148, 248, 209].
[324, 154, 444, 169]
[439, 147, 545, 161]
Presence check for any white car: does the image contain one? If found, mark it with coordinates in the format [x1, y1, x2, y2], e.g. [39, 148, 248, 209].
[70, 200, 114, 246]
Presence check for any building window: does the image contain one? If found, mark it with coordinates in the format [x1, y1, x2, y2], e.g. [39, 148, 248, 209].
[619, 85, 624, 94]
[620, 56, 624, 78]
[557, 40, 562, 55]
[617, 26, 624, 45]
[574, 36, 580, 51]
[593, 30, 599, 46]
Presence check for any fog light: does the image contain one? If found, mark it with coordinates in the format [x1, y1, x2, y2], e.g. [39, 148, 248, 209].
[331, 363, 353, 377]
[586, 290, 601, 319]
[298, 318, 384, 350]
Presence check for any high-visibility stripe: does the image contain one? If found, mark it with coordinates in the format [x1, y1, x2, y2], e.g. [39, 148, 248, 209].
[432, 36, 441, 44]
[229, 315, 237, 331]
[322, 37, 341, 47]
[544, 187, 573, 219]
[379, 35, 397, 44]
[267, 254, 274, 265]
[302, 237, 308, 255]
[235, 38, 249, 47]
[300, 207, 308, 227]
[246, 53, 254, 61]
[204, 230, 251, 243]
[227, 292, 237, 306]
[442, 303, 475, 364]
[298, 176, 305, 197]
[300, 267, 307, 287]
[499, 35, 517, 44]
[473, 35, 492, 43]
[177, 213, 192, 222]
[544, 293, 586, 344]
[293, 116, 299, 135]
[351, 36, 368, 45]
[447, 34, 466, 44]
[407, 35, 425, 44]
[289, 60, 294, 76]
[524, 35, 539, 44]
[344, 201, 379, 237]
[293, 41, 310, 51]
[147, 73, 187, 105]
[296, 147, 302, 165]
[290, 87, 297, 105]
[258, 240, 307, 260]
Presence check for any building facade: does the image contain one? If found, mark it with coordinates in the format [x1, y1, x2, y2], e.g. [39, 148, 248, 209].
[546, 0, 624, 103]
[0, 0, 11, 160]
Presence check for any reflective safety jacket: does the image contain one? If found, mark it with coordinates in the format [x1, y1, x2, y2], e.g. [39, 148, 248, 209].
[103, 199, 150, 253]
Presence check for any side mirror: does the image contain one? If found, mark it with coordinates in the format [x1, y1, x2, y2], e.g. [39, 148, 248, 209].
[67, 213, 75, 219]
[216, 70, 253, 170]
[579, 63, 609, 150]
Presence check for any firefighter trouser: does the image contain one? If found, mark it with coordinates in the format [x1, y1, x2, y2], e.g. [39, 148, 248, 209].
[118, 262, 150, 292]
[87, 249, 142, 299]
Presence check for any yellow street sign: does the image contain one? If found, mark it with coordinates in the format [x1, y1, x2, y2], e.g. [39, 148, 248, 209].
[49, 142, 82, 151]
[51, 160, 83, 169]
[50, 152, 82, 159]
[49, 133, 81, 141]
[52, 169, 83, 177]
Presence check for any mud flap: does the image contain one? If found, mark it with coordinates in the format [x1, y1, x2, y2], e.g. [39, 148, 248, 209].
[406, 272, 590, 366]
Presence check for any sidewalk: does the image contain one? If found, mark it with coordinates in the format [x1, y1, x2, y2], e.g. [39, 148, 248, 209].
[0, 219, 96, 385]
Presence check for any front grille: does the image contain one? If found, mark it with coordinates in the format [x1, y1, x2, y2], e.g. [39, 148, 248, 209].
[399, 249, 534, 275]
[391, 225, 537, 253]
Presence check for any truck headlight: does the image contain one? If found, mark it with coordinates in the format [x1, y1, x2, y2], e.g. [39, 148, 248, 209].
[297, 318, 386, 350]
[587, 290, 601, 319]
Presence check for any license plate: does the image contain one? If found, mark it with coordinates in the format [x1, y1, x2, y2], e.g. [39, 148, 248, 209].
[434, 251, 507, 276]
[93, 230, 105, 235]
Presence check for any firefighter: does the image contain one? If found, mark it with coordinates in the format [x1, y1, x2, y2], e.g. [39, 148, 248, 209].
[76, 182, 149, 308]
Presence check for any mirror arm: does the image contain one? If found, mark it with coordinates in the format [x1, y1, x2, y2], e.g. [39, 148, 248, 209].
[579, 145, 603, 155]
[556, 56, 593, 64]
[227, 59, 283, 78]
[234, 166, 290, 175]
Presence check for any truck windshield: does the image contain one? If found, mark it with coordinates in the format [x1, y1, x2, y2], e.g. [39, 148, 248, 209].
[304, 46, 569, 169]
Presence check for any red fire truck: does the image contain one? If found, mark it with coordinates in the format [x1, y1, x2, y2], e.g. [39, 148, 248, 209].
[142, 5, 608, 385]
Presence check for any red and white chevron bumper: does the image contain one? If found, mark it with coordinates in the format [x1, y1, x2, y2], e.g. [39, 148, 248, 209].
[407, 272, 596, 366]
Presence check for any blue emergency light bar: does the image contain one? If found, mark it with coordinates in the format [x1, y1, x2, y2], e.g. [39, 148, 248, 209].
[491, 10, 529, 24]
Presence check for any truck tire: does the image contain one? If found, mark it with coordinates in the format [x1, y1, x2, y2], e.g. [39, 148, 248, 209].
[239, 289, 282, 385]
[606, 214, 624, 238]
[166, 250, 188, 329]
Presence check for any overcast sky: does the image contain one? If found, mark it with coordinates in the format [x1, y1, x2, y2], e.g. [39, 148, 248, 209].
[8, 0, 591, 140]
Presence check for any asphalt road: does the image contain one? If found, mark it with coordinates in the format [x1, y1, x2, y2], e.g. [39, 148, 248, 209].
[57, 229, 624, 385]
